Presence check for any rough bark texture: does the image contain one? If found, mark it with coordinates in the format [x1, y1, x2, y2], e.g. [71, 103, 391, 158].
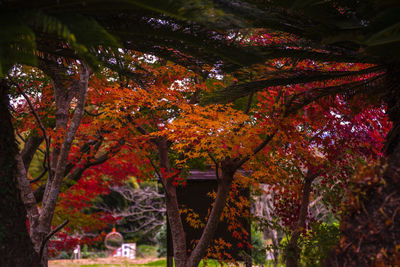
[165, 186, 188, 267]
[0, 80, 41, 266]
[11, 63, 91, 266]
[15, 154, 41, 247]
[157, 137, 188, 267]
[36, 64, 90, 266]
[325, 65, 400, 266]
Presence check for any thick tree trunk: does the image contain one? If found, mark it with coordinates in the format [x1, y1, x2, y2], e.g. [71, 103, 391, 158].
[165, 185, 188, 267]
[286, 172, 317, 267]
[325, 65, 400, 266]
[10, 63, 91, 266]
[157, 138, 188, 267]
[0, 80, 41, 266]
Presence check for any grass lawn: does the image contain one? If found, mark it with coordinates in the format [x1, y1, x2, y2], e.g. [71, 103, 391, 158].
[49, 258, 260, 266]
[49, 257, 161, 267]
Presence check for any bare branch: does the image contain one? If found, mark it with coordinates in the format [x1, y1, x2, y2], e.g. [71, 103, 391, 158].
[15, 154, 40, 232]
[21, 135, 45, 171]
[40, 63, 90, 230]
[244, 91, 254, 114]
[8, 76, 52, 180]
[207, 152, 220, 181]
[30, 168, 48, 184]
[146, 155, 162, 181]
[39, 219, 69, 260]
[97, 185, 165, 239]
[237, 130, 277, 168]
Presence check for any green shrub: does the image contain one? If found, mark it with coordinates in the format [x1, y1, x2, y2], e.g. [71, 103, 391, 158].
[156, 224, 167, 257]
[137, 244, 157, 258]
[300, 222, 339, 266]
[251, 226, 267, 265]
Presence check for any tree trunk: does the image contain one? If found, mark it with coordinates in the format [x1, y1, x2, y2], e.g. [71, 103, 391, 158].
[325, 65, 400, 266]
[157, 137, 188, 267]
[256, 184, 279, 267]
[15, 63, 91, 267]
[186, 160, 236, 267]
[158, 140, 239, 267]
[286, 172, 317, 267]
[0, 80, 41, 266]
[165, 185, 188, 267]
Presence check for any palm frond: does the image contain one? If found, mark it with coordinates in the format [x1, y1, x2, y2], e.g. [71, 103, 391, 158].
[208, 65, 385, 102]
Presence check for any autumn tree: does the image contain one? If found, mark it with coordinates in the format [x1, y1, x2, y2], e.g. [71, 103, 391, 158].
[4, 2, 399, 266]
[249, 95, 389, 266]
[9, 63, 94, 265]
[200, 1, 400, 264]
[9, 63, 150, 264]
[82, 53, 254, 266]
[0, 2, 268, 265]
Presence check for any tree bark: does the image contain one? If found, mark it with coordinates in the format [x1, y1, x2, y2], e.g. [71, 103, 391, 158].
[37, 64, 90, 266]
[157, 137, 188, 267]
[325, 65, 400, 266]
[21, 135, 44, 170]
[186, 160, 237, 267]
[13, 63, 91, 266]
[15, 154, 41, 250]
[0, 80, 41, 266]
[286, 172, 317, 267]
[165, 185, 188, 267]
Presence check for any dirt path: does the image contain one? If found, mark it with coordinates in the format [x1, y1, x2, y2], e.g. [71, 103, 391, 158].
[49, 257, 162, 266]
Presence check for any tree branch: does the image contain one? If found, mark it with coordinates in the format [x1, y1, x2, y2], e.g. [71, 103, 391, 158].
[237, 130, 277, 168]
[40, 63, 90, 230]
[146, 155, 162, 181]
[207, 152, 220, 181]
[244, 91, 254, 114]
[8, 76, 52, 180]
[21, 135, 44, 170]
[39, 219, 69, 261]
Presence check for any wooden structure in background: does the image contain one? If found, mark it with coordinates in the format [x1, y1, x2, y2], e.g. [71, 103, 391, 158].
[166, 170, 251, 266]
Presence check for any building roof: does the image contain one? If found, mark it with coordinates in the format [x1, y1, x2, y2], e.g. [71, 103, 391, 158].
[186, 169, 217, 180]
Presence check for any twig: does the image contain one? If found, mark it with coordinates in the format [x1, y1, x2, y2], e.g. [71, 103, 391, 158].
[30, 167, 48, 184]
[31, 142, 51, 183]
[146, 155, 162, 180]
[8, 76, 52, 180]
[237, 130, 277, 168]
[39, 219, 69, 260]
[207, 152, 220, 181]
[84, 109, 104, 117]
[16, 131, 26, 143]
[244, 92, 254, 114]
